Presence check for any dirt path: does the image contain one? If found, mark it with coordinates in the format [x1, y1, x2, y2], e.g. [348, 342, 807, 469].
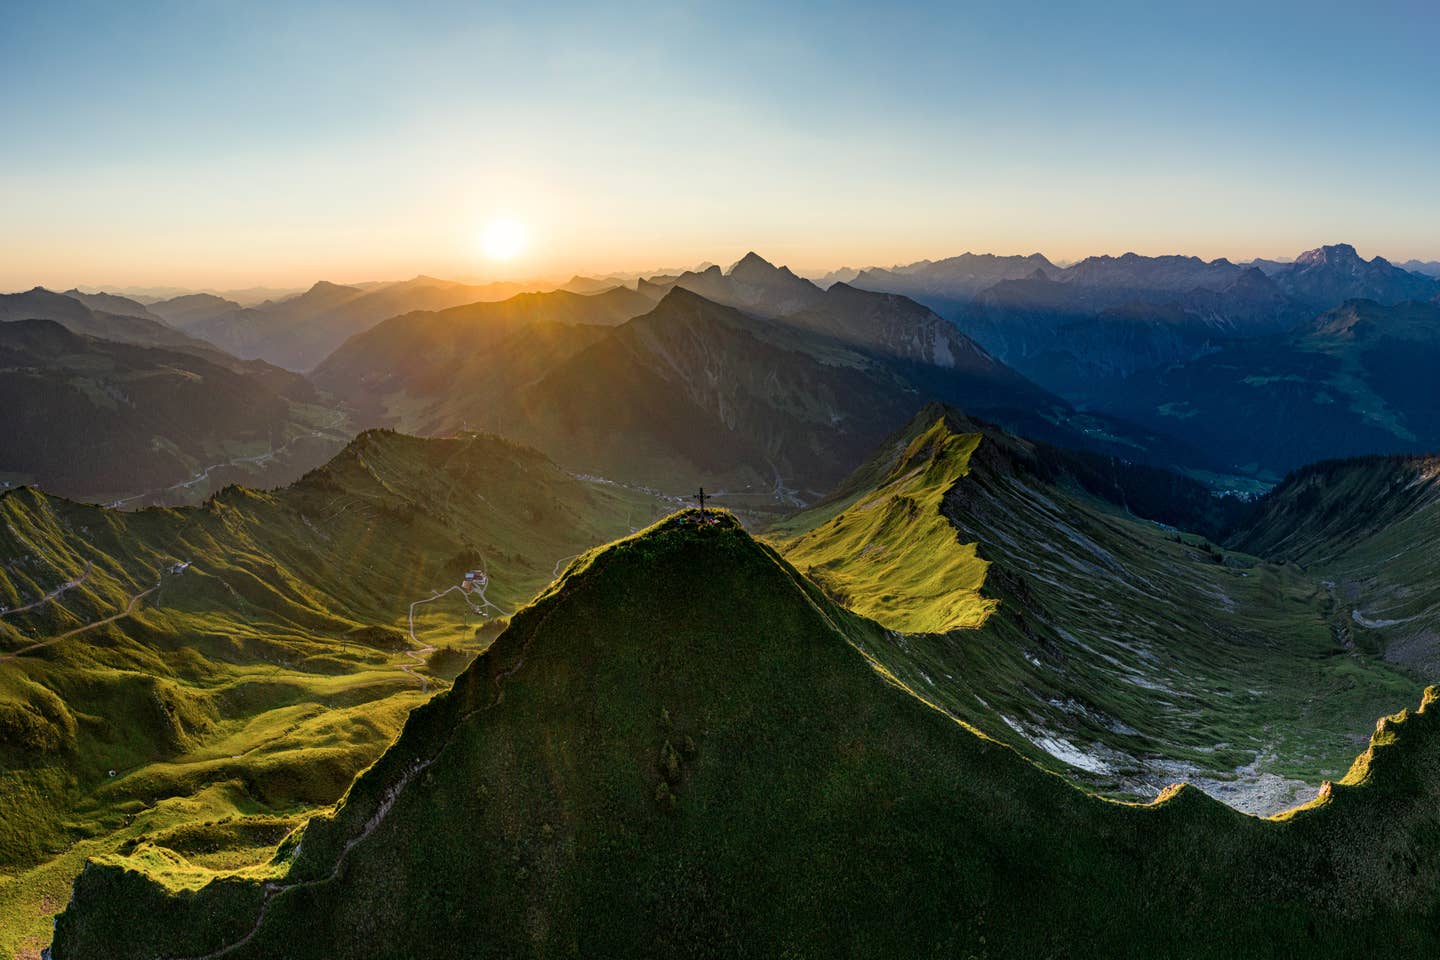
[0, 560, 92, 618]
[401, 586, 462, 693]
[0, 581, 156, 662]
[767, 459, 805, 509]
[401, 568, 509, 693]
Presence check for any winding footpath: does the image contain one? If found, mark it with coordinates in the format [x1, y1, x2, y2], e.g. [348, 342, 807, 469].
[0, 560, 92, 618]
[401, 568, 509, 693]
[0, 580, 156, 662]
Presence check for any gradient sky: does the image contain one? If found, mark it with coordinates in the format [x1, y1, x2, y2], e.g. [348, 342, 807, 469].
[3, 0, 1437, 290]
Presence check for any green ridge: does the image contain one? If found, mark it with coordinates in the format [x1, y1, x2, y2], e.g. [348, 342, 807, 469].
[774, 416, 994, 632]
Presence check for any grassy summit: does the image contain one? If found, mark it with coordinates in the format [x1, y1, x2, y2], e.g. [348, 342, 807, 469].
[51, 512, 1440, 958]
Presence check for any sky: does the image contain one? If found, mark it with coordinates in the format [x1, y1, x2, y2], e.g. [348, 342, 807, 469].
[2, 0, 1437, 290]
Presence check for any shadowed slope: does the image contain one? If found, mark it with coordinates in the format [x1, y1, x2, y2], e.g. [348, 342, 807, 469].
[310, 286, 653, 430]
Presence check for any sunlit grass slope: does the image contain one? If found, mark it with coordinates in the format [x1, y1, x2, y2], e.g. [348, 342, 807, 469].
[51, 513, 1440, 959]
[774, 417, 993, 632]
[0, 430, 667, 958]
[772, 405, 1423, 812]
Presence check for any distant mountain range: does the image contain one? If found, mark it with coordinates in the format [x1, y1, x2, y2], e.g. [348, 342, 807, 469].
[846, 243, 1439, 308]
[850, 252, 1060, 304]
[65, 284, 306, 306]
[59, 289, 164, 322]
[1, 287, 226, 356]
[833, 244, 1440, 477]
[145, 276, 543, 371]
[638, 251, 828, 316]
[1397, 259, 1440, 278]
[317, 256, 1194, 501]
[7, 241, 1439, 500]
[1272, 243, 1440, 309]
[312, 286, 655, 430]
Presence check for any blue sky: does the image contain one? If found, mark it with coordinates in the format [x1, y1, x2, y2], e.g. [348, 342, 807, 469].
[2, 0, 1436, 288]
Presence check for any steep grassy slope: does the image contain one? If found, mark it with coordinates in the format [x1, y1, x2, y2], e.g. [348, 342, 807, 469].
[50, 514, 1440, 959]
[777, 419, 993, 632]
[771, 407, 1420, 812]
[1229, 454, 1440, 676]
[0, 319, 349, 503]
[0, 431, 668, 957]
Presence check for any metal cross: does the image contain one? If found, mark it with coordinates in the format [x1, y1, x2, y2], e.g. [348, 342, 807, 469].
[693, 486, 709, 518]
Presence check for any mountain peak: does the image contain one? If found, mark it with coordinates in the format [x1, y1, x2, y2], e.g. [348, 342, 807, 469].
[1295, 243, 1362, 268]
[728, 251, 781, 277]
[1225, 265, 1281, 292]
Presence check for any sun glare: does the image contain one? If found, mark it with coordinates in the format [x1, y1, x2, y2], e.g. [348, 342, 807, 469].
[480, 218, 528, 261]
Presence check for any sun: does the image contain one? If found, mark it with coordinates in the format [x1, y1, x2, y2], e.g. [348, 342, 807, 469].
[479, 218, 528, 261]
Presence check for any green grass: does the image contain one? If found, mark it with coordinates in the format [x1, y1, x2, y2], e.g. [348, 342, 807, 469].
[774, 418, 994, 632]
[0, 430, 672, 957]
[49, 512, 1440, 959]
